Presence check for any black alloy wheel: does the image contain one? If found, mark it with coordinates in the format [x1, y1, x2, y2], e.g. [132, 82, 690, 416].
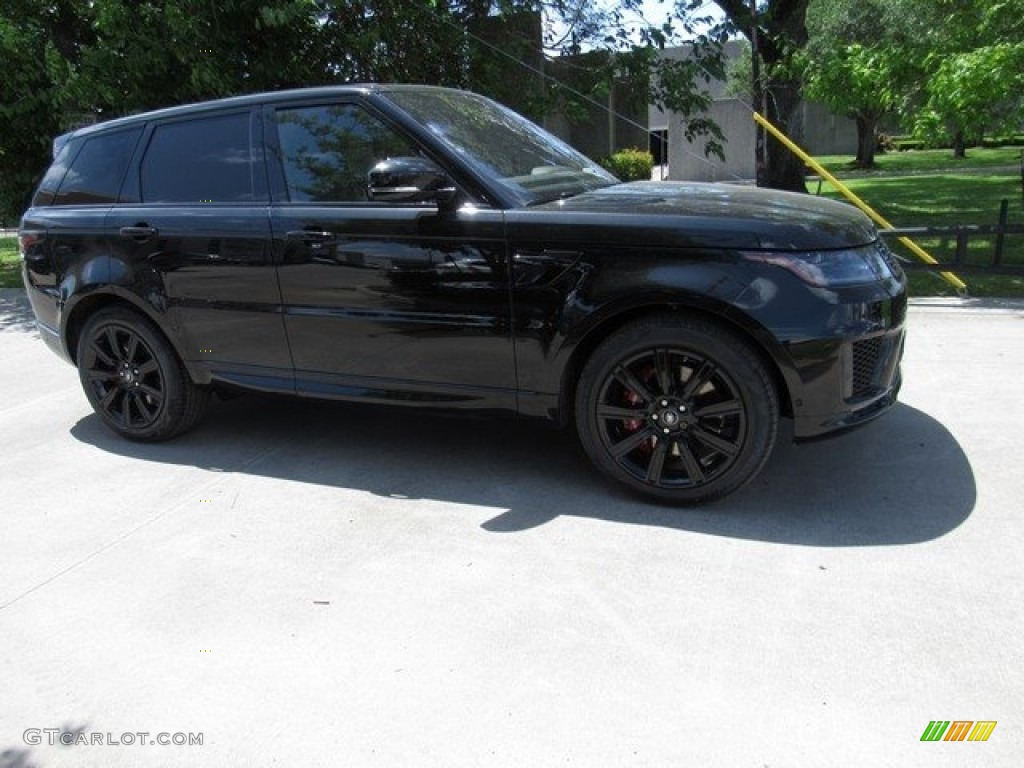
[77, 306, 208, 441]
[575, 315, 778, 504]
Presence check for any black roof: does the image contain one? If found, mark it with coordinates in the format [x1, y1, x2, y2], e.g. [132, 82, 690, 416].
[62, 84, 457, 142]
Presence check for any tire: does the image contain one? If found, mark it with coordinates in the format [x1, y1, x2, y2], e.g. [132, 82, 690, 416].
[76, 306, 209, 441]
[574, 315, 778, 504]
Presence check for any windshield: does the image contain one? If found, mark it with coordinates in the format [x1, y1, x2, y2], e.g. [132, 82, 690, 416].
[383, 88, 618, 206]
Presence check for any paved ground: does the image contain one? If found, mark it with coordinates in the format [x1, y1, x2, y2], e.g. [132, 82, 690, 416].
[0, 288, 1021, 767]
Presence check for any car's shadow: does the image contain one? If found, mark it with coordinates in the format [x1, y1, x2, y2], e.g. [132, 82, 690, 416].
[70, 394, 976, 546]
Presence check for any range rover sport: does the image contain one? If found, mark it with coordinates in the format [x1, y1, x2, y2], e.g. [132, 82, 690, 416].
[19, 85, 907, 503]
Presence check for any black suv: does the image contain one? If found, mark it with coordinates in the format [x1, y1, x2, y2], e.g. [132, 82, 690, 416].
[19, 85, 906, 503]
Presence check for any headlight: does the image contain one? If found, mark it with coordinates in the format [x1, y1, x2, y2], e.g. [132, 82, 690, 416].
[743, 242, 898, 287]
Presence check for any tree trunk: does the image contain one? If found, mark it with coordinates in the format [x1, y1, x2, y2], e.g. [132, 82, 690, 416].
[953, 129, 966, 158]
[716, 0, 811, 191]
[760, 77, 808, 192]
[854, 115, 878, 168]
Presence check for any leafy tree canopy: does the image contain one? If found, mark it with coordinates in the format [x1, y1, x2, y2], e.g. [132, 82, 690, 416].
[801, 0, 921, 166]
[0, 0, 731, 219]
[910, 0, 1024, 154]
[803, 0, 1024, 162]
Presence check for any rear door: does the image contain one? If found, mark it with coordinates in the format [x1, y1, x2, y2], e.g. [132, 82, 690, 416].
[266, 99, 514, 410]
[107, 109, 292, 391]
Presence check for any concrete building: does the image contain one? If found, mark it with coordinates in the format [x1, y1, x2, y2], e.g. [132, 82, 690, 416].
[649, 42, 858, 182]
[487, 24, 860, 182]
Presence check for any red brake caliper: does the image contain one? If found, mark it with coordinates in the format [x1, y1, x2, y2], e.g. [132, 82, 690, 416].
[621, 365, 655, 455]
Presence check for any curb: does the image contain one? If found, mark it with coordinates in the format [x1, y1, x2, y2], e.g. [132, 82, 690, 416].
[909, 296, 1024, 312]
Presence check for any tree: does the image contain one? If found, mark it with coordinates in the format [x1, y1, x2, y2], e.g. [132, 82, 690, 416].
[708, 1, 811, 192]
[1, 0, 336, 220]
[0, 0, 732, 220]
[801, 0, 1024, 162]
[802, 0, 919, 168]
[908, 0, 1024, 156]
[69, 0, 333, 114]
[915, 43, 1024, 156]
[0, 1, 88, 220]
[804, 45, 896, 167]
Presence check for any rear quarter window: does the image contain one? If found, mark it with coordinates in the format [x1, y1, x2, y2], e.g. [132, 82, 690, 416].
[32, 139, 80, 207]
[139, 111, 265, 203]
[52, 127, 143, 205]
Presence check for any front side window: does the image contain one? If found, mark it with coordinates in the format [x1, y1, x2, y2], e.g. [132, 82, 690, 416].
[140, 112, 261, 203]
[54, 127, 143, 205]
[274, 104, 419, 203]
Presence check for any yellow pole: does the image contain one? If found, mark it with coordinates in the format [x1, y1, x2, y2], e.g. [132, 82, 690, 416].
[752, 111, 967, 293]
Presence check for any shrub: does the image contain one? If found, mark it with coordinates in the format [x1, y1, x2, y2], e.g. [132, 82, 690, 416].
[601, 148, 654, 182]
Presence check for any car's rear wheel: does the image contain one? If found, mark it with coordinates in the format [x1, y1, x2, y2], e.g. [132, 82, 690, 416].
[575, 315, 778, 504]
[77, 306, 208, 441]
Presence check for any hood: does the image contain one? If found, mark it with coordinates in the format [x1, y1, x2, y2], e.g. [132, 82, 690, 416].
[532, 181, 877, 251]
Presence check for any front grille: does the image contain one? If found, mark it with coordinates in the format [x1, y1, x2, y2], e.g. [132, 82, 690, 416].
[851, 337, 883, 397]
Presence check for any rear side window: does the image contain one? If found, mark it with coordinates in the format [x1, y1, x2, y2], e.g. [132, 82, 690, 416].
[140, 112, 263, 203]
[53, 127, 143, 205]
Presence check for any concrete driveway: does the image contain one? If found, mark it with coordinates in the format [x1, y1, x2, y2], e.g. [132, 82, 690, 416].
[0, 288, 1021, 767]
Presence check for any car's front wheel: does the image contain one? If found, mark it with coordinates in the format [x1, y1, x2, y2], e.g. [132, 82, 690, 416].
[77, 306, 208, 441]
[575, 315, 779, 504]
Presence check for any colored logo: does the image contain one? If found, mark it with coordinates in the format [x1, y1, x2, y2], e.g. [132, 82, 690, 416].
[921, 720, 997, 742]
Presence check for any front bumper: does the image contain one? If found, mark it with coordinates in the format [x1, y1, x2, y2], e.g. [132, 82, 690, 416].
[733, 259, 908, 440]
[790, 331, 905, 438]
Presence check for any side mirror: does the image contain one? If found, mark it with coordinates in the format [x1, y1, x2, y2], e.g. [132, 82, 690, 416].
[367, 156, 457, 207]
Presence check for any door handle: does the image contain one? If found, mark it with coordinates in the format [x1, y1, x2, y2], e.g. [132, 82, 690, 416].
[119, 225, 158, 241]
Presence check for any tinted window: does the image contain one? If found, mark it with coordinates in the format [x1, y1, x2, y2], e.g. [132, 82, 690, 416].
[32, 139, 80, 207]
[53, 127, 143, 205]
[141, 112, 262, 203]
[275, 104, 418, 202]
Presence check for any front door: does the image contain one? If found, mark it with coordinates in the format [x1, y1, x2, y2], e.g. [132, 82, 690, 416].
[266, 100, 514, 410]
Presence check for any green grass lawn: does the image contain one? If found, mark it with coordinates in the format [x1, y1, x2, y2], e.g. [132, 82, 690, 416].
[815, 145, 1024, 175]
[818, 173, 1024, 296]
[0, 236, 21, 289]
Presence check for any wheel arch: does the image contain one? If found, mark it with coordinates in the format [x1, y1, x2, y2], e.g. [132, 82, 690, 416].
[558, 300, 794, 428]
[62, 290, 206, 384]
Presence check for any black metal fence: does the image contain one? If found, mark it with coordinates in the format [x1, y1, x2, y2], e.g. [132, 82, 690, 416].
[880, 199, 1023, 275]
